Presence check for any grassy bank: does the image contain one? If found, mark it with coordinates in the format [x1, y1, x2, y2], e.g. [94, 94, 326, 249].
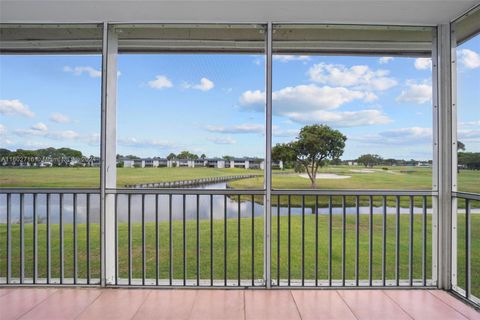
[0, 166, 478, 194]
[0, 167, 263, 188]
[0, 214, 478, 294]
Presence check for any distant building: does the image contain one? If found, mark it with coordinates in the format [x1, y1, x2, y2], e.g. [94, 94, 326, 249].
[118, 157, 278, 169]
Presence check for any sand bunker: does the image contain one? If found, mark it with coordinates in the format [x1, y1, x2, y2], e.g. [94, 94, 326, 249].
[299, 173, 351, 180]
[350, 169, 376, 173]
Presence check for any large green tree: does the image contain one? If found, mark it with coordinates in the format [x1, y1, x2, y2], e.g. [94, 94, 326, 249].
[272, 124, 346, 188]
[357, 154, 383, 167]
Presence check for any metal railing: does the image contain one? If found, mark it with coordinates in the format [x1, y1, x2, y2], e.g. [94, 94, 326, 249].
[1, 188, 438, 288]
[109, 189, 264, 287]
[271, 190, 436, 287]
[0, 189, 101, 285]
[452, 192, 480, 306]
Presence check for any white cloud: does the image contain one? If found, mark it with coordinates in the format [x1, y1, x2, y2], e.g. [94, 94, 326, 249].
[148, 75, 173, 89]
[284, 109, 391, 127]
[272, 127, 299, 137]
[31, 122, 48, 132]
[414, 58, 432, 70]
[458, 49, 480, 69]
[86, 133, 100, 146]
[49, 113, 70, 124]
[379, 57, 394, 64]
[207, 136, 236, 145]
[48, 130, 79, 140]
[13, 123, 79, 140]
[0, 99, 35, 118]
[396, 80, 432, 104]
[240, 85, 377, 115]
[118, 137, 173, 148]
[184, 77, 215, 91]
[205, 123, 263, 134]
[460, 120, 480, 128]
[307, 63, 397, 91]
[0, 124, 6, 135]
[273, 55, 310, 63]
[353, 127, 432, 145]
[458, 129, 480, 143]
[63, 66, 101, 78]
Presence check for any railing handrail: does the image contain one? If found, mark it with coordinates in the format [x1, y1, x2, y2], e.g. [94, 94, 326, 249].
[453, 191, 480, 201]
[0, 188, 100, 193]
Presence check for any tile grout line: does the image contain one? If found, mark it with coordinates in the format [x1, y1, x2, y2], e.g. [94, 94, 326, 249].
[0, 289, 16, 298]
[289, 290, 303, 320]
[186, 290, 199, 320]
[381, 290, 415, 320]
[427, 290, 473, 320]
[15, 288, 58, 320]
[335, 290, 360, 320]
[73, 289, 106, 320]
[243, 290, 246, 320]
[130, 290, 153, 320]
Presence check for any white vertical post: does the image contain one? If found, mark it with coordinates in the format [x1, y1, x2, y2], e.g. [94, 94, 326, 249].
[101, 23, 118, 286]
[450, 22, 459, 290]
[436, 23, 454, 290]
[264, 22, 273, 288]
[431, 28, 439, 286]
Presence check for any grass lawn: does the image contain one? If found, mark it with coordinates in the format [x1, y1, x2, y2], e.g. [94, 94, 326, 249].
[234, 165, 480, 194]
[0, 167, 263, 188]
[0, 214, 478, 295]
[1, 166, 477, 194]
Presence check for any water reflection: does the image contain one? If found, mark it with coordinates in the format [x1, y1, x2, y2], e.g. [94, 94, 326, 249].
[0, 182, 445, 225]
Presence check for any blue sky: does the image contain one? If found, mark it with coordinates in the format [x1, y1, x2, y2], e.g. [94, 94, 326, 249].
[1, 35, 479, 160]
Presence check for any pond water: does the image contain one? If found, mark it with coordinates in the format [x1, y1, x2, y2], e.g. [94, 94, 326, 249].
[0, 181, 440, 224]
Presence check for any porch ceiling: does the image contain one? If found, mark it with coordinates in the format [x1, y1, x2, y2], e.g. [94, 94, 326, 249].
[0, 0, 479, 26]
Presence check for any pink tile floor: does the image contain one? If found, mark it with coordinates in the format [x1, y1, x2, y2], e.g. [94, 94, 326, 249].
[0, 288, 479, 320]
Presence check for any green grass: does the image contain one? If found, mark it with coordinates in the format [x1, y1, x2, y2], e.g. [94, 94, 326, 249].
[0, 167, 263, 188]
[1, 214, 478, 295]
[232, 165, 480, 194]
[1, 166, 477, 194]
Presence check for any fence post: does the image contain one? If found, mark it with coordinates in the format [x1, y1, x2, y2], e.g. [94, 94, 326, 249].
[101, 23, 118, 286]
[264, 22, 273, 288]
[435, 23, 454, 290]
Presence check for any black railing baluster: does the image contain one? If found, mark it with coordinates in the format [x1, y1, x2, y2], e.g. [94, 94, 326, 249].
[251, 194, 255, 287]
[197, 194, 200, 286]
[466, 198, 471, 298]
[33, 193, 37, 284]
[20, 193, 24, 284]
[59, 193, 63, 284]
[342, 195, 346, 287]
[355, 196, 359, 287]
[277, 195, 280, 286]
[169, 194, 173, 286]
[113, 194, 116, 286]
[183, 194, 186, 286]
[382, 195, 386, 287]
[301, 195, 305, 287]
[328, 195, 332, 287]
[142, 194, 146, 286]
[396, 196, 400, 287]
[7, 193, 11, 284]
[46, 193, 50, 284]
[224, 195, 227, 286]
[210, 194, 214, 286]
[128, 194, 132, 285]
[423, 195, 427, 287]
[409, 196, 414, 286]
[156, 194, 159, 286]
[238, 194, 241, 286]
[369, 195, 373, 287]
[73, 193, 77, 284]
[288, 195, 291, 286]
[315, 195, 319, 287]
